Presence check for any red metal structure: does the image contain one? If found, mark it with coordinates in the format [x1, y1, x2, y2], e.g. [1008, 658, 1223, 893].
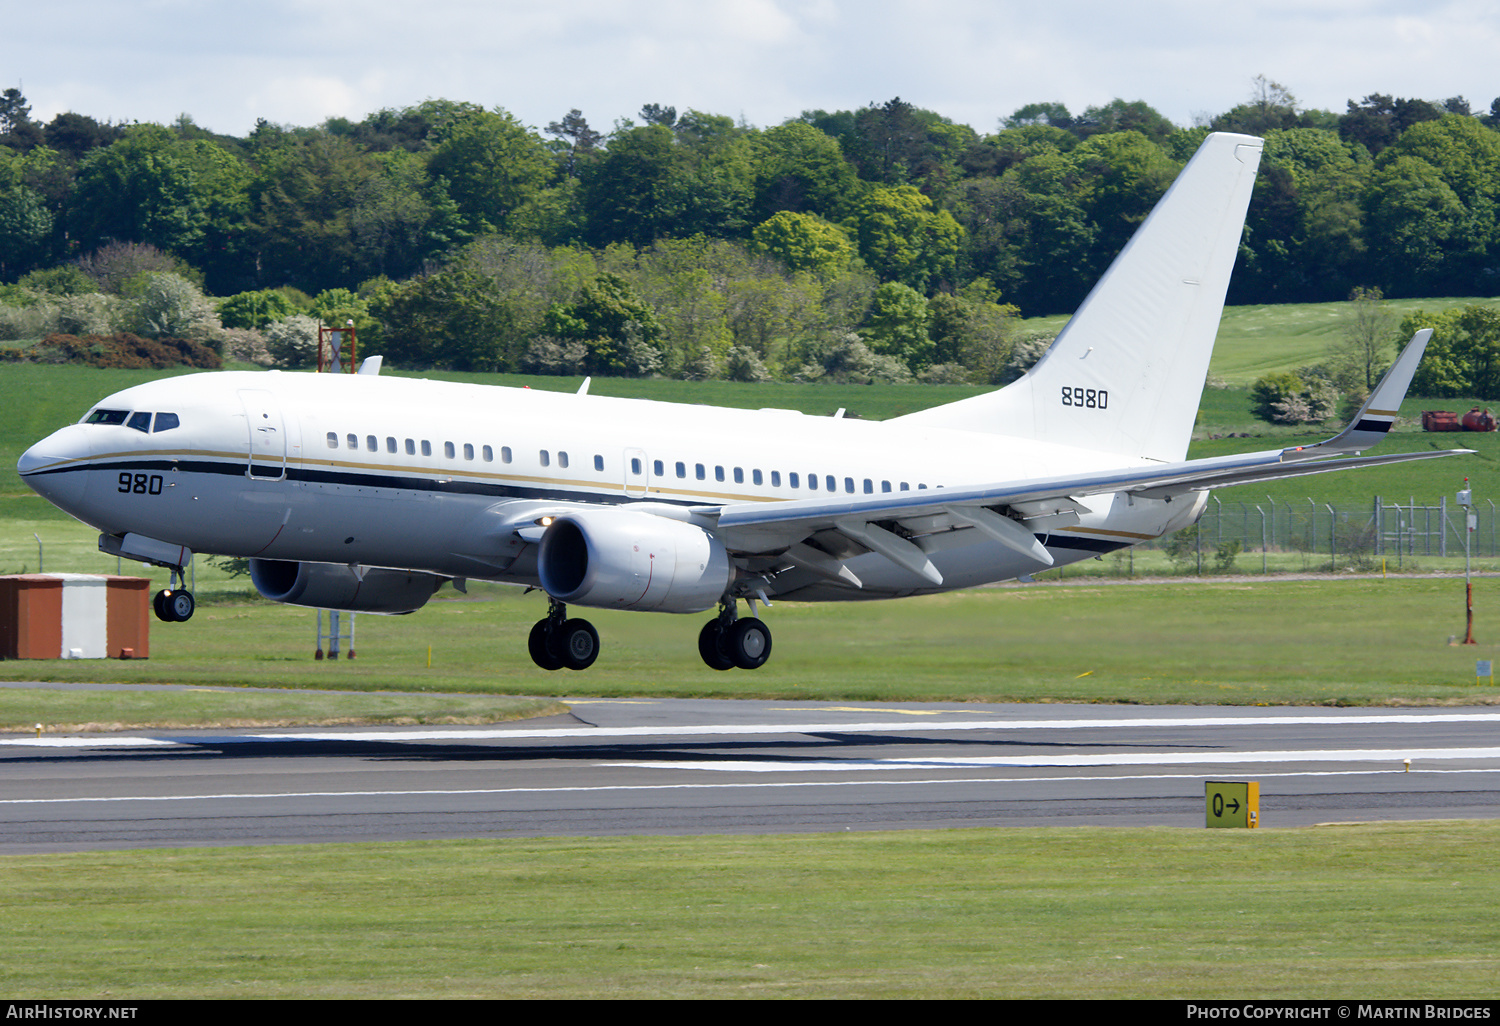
[317, 321, 357, 374]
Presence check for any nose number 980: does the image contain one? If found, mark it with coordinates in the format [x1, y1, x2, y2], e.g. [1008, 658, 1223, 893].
[118, 472, 164, 495]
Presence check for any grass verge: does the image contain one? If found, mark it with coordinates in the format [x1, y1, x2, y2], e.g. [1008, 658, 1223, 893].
[3, 822, 1497, 999]
[3, 577, 1500, 723]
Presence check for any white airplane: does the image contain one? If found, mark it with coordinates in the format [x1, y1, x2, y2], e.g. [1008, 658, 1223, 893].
[17, 132, 1463, 672]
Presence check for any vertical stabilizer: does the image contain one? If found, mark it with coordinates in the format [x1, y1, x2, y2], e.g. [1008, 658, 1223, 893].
[896, 132, 1263, 463]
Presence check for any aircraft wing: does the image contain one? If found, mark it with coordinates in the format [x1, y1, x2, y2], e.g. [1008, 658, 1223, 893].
[708, 329, 1466, 584]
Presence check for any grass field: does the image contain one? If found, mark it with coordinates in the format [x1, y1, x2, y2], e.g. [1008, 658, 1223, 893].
[3, 578, 1498, 727]
[3, 822, 1497, 999]
[1025, 294, 1500, 386]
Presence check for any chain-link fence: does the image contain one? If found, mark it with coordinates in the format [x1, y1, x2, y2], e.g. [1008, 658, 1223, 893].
[1140, 495, 1497, 575]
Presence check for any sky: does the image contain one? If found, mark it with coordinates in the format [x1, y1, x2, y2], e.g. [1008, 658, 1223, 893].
[5, 0, 1500, 139]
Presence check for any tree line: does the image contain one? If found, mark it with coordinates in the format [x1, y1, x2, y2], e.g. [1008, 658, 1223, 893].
[3, 81, 1500, 386]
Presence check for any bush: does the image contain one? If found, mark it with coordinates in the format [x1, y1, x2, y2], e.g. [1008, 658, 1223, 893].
[997, 332, 1055, 384]
[263, 315, 321, 368]
[1250, 370, 1337, 424]
[792, 330, 913, 384]
[0, 332, 221, 369]
[724, 345, 770, 383]
[520, 335, 588, 375]
[128, 272, 223, 346]
[219, 327, 273, 366]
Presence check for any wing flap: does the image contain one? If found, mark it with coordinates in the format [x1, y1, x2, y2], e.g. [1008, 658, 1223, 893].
[714, 446, 1466, 555]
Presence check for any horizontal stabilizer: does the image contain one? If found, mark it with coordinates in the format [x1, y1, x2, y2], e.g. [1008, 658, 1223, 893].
[1282, 329, 1431, 460]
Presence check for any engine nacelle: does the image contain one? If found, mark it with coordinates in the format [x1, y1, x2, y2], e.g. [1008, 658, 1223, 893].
[538, 509, 731, 613]
[249, 559, 443, 614]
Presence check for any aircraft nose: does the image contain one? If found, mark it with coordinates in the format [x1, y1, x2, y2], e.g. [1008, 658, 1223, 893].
[18, 428, 92, 514]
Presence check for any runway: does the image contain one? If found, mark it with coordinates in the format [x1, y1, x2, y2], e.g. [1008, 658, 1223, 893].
[2, 698, 1499, 853]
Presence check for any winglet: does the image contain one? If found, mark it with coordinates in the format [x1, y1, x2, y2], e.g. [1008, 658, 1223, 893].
[1282, 329, 1432, 461]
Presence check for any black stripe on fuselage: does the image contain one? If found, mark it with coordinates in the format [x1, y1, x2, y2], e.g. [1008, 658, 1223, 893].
[26, 455, 703, 509]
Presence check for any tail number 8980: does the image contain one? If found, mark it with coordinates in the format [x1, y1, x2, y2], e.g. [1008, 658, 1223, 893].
[1061, 387, 1108, 409]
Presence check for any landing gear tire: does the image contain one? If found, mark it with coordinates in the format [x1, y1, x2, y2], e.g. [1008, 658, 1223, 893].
[167, 590, 195, 622]
[554, 618, 599, 671]
[528, 619, 564, 671]
[153, 589, 195, 623]
[725, 617, 772, 670]
[698, 619, 735, 671]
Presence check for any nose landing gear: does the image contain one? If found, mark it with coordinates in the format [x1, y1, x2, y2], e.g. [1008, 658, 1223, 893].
[152, 567, 195, 623]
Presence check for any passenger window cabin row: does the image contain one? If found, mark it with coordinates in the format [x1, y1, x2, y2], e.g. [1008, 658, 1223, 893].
[324, 432, 927, 493]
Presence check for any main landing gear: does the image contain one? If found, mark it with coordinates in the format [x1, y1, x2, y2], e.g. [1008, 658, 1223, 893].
[152, 567, 195, 623]
[698, 598, 772, 672]
[527, 600, 599, 671]
[526, 597, 773, 672]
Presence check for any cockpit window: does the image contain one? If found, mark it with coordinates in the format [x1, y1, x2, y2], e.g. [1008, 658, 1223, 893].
[127, 411, 152, 433]
[153, 412, 180, 432]
[85, 409, 129, 425]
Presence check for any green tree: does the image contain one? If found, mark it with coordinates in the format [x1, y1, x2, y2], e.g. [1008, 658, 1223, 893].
[0, 88, 43, 150]
[751, 120, 861, 223]
[1076, 99, 1176, 143]
[0, 185, 53, 280]
[218, 288, 300, 330]
[1330, 286, 1397, 390]
[1362, 153, 1467, 295]
[1402, 305, 1500, 399]
[846, 185, 961, 291]
[545, 109, 603, 180]
[927, 282, 1019, 383]
[541, 273, 666, 376]
[1340, 94, 1446, 156]
[751, 210, 854, 277]
[1211, 76, 1307, 135]
[368, 267, 515, 371]
[1004, 103, 1076, 131]
[1368, 115, 1500, 294]
[68, 126, 251, 287]
[839, 98, 975, 188]
[861, 282, 932, 371]
[350, 148, 456, 280]
[425, 108, 553, 237]
[1070, 131, 1178, 265]
[581, 120, 755, 248]
[249, 132, 383, 293]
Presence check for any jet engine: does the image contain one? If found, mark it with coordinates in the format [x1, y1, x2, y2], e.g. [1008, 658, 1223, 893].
[249, 559, 443, 613]
[537, 509, 731, 613]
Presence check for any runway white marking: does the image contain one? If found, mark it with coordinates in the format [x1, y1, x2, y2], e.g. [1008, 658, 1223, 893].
[611, 747, 1500, 772]
[6, 768, 1500, 808]
[4, 710, 1499, 749]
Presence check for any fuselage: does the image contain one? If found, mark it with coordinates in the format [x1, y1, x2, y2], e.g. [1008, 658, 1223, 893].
[18, 370, 1203, 601]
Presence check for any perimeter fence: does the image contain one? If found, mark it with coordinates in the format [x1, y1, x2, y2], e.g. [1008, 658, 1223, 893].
[1126, 494, 1498, 576]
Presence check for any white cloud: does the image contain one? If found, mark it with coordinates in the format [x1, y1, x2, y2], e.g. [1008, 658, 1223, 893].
[3, 0, 1498, 137]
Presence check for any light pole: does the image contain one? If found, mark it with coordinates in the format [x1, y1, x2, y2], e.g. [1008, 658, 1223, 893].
[1460, 478, 1476, 645]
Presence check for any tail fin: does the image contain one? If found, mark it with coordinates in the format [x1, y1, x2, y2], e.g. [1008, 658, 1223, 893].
[896, 132, 1264, 463]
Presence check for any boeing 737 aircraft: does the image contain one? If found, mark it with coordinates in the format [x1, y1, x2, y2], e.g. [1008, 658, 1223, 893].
[18, 132, 1463, 672]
